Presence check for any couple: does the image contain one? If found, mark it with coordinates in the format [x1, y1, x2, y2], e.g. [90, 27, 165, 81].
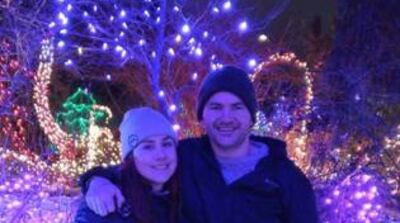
[74, 66, 319, 223]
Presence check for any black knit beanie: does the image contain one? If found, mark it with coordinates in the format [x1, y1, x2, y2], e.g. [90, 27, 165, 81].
[197, 65, 258, 123]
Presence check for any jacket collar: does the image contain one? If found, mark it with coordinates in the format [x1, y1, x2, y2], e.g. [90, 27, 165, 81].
[195, 134, 288, 161]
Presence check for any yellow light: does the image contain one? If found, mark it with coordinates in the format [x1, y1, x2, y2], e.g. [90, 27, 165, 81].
[251, 52, 315, 172]
[33, 39, 121, 178]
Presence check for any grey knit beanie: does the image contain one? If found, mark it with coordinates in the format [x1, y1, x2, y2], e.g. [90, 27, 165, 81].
[197, 65, 258, 122]
[119, 107, 177, 160]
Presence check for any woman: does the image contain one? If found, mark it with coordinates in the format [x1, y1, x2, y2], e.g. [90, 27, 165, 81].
[75, 107, 179, 223]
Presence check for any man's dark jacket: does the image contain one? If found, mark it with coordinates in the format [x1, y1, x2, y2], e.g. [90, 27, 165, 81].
[79, 135, 319, 223]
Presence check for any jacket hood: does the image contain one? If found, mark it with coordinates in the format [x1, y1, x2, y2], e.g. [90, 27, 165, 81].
[249, 135, 288, 160]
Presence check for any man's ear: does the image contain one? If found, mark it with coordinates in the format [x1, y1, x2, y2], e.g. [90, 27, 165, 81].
[197, 120, 206, 132]
[249, 122, 254, 130]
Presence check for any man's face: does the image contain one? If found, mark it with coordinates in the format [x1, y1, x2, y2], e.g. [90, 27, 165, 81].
[201, 91, 252, 152]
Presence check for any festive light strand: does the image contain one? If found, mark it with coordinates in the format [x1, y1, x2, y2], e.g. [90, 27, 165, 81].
[33, 39, 75, 159]
[33, 39, 120, 178]
[251, 52, 314, 171]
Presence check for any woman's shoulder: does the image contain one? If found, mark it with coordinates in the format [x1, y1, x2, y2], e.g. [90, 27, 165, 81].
[74, 198, 133, 223]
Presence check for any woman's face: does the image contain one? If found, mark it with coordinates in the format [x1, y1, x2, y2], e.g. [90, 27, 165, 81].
[132, 135, 177, 191]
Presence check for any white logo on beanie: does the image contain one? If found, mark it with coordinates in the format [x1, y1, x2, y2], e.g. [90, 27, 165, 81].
[128, 134, 139, 149]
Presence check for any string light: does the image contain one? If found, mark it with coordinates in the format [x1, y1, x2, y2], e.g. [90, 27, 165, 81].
[1, 1, 399, 222]
[252, 52, 314, 171]
[191, 72, 198, 81]
[33, 39, 120, 178]
[212, 7, 219, 14]
[57, 41, 65, 48]
[321, 169, 390, 222]
[48, 21, 56, 28]
[34, 39, 75, 159]
[222, 1, 232, 10]
[119, 10, 126, 18]
[258, 34, 269, 42]
[248, 58, 257, 68]
[0, 45, 31, 152]
[382, 124, 400, 196]
[102, 42, 108, 50]
[173, 124, 180, 131]
[168, 48, 175, 56]
[169, 104, 177, 112]
[175, 34, 182, 43]
[194, 47, 203, 57]
[238, 21, 248, 31]
[181, 24, 190, 34]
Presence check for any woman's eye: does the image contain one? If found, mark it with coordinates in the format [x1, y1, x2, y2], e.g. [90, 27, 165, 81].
[233, 104, 244, 110]
[142, 145, 153, 150]
[163, 141, 174, 148]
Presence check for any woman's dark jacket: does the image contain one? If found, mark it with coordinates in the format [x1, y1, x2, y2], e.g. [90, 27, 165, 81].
[75, 176, 171, 223]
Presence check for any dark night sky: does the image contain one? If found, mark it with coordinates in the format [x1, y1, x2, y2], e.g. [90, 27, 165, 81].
[239, 0, 336, 51]
[243, 0, 335, 32]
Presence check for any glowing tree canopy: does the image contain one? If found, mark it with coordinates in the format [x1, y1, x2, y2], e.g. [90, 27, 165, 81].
[49, 0, 290, 129]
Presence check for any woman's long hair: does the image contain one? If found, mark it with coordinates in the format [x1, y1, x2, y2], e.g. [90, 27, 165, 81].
[120, 152, 179, 223]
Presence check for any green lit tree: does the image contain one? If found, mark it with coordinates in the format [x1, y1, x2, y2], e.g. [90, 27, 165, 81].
[56, 88, 107, 137]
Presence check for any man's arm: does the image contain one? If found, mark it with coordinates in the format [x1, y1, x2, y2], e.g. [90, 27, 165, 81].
[74, 198, 107, 223]
[78, 166, 119, 193]
[78, 166, 125, 216]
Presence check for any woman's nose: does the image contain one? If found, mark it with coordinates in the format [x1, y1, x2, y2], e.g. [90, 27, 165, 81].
[155, 148, 167, 160]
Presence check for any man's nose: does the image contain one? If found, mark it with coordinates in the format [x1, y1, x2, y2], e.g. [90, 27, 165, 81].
[220, 108, 233, 120]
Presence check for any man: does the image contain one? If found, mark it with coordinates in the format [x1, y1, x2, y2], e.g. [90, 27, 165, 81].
[79, 66, 319, 223]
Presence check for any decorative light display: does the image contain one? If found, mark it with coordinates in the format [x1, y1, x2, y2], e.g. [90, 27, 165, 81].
[0, 147, 79, 223]
[0, 1, 399, 222]
[251, 52, 315, 171]
[56, 88, 107, 137]
[384, 124, 400, 150]
[0, 40, 32, 153]
[381, 124, 400, 197]
[0, 38, 121, 222]
[33, 39, 76, 158]
[33, 39, 120, 178]
[0, 106, 29, 152]
[46, 0, 282, 132]
[319, 168, 397, 223]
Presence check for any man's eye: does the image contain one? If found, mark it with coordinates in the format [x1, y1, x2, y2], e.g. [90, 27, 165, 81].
[209, 104, 221, 110]
[233, 104, 244, 110]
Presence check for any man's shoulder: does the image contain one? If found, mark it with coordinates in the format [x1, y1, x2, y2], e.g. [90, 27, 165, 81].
[250, 135, 310, 181]
[250, 135, 287, 159]
[251, 135, 286, 147]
